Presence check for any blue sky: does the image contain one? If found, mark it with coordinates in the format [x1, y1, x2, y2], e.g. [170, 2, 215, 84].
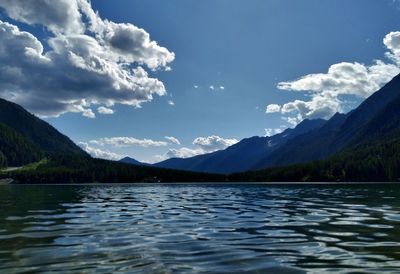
[1, 0, 400, 162]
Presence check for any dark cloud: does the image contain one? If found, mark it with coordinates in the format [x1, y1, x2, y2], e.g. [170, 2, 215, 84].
[0, 0, 175, 118]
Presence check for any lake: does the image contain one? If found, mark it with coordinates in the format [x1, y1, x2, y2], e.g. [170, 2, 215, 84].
[1, 184, 400, 273]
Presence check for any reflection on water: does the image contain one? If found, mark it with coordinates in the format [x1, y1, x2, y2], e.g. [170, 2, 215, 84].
[1, 184, 400, 273]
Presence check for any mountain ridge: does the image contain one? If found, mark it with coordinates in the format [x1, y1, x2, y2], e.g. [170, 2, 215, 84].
[252, 73, 400, 170]
[0, 98, 88, 157]
[153, 118, 326, 174]
[119, 156, 149, 166]
[2, 72, 400, 182]
[147, 73, 400, 174]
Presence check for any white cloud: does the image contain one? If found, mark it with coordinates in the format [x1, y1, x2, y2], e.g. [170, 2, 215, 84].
[194, 85, 199, 89]
[164, 147, 203, 159]
[282, 116, 302, 127]
[0, 0, 84, 34]
[165, 136, 181, 145]
[266, 104, 281, 113]
[384, 31, 400, 64]
[156, 135, 239, 161]
[0, 0, 174, 118]
[78, 142, 122, 160]
[90, 137, 168, 148]
[267, 32, 400, 122]
[281, 93, 342, 120]
[168, 100, 175, 106]
[97, 106, 114, 115]
[82, 108, 96, 118]
[96, 20, 175, 70]
[277, 61, 399, 98]
[88, 140, 102, 146]
[192, 135, 238, 153]
[265, 127, 285, 137]
[209, 85, 224, 91]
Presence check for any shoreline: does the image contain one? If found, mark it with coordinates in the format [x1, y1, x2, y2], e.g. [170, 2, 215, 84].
[0, 178, 14, 185]
[2, 181, 400, 186]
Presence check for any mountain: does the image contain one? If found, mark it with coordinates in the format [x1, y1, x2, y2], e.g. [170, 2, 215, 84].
[351, 93, 400, 144]
[153, 73, 400, 175]
[1, 153, 227, 184]
[0, 98, 87, 157]
[0, 98, 226, 183]
[253, 73, 400, 170]
[2, 71, 400, 183]
[229, 135, 400, 182]
[153, 118, 326, 174]
[335, 73, 400, 145]
[252, 113, 347, 169]
[0, 123, 43, 167]
[119, 156, 148, 166]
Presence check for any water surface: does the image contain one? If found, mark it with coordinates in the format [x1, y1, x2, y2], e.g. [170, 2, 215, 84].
[1, 184, 400, 273]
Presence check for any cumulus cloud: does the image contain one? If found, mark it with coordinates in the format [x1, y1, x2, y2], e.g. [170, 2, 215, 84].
[266, 104, 281, 113]
[0, 0, 174, 118]
[220, 86, 225, 90]
[165, 136, 181, 145]
[281, 116, 301, 127]
[78, 142, 121, 160]
[97, 106, 114, 114]
[102, 22, 175, 70]
[164, 147, 203, 159]
[267, 32, 400, 123]
[193, 135, 238, 152]
[209, 85, 215, 90]
[277, 61, 399, 98]
[82, 108, 96, 118]
[384, 31, 400, 64]
[168, 100, 175, 106]
[89, 137, 168, 148]
[0, 0, 84, 34]
[265, 127, 285, 137]
[281, 93, 342, 120]
[156, 135, 239, 161]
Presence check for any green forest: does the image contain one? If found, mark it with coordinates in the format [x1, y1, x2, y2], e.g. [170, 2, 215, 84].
[2, 134, 399, 184]
[1, 81, 400, 184]
[0, 154, 226, 184]
[0, 123, 43, 168]
[229, 136, 400, 182]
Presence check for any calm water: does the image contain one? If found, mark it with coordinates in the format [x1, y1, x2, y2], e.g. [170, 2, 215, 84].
[1, 184, 400, 273]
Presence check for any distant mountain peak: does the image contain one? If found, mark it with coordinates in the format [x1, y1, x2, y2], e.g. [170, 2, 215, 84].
[253, 73, 400, 170]
[154, 73, 400, 174]
[153, 118, 326, 174]
[119, 156, 146, 166]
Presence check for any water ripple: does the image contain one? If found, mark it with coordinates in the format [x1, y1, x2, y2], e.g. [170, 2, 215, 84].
[1, 184, 400, 273]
